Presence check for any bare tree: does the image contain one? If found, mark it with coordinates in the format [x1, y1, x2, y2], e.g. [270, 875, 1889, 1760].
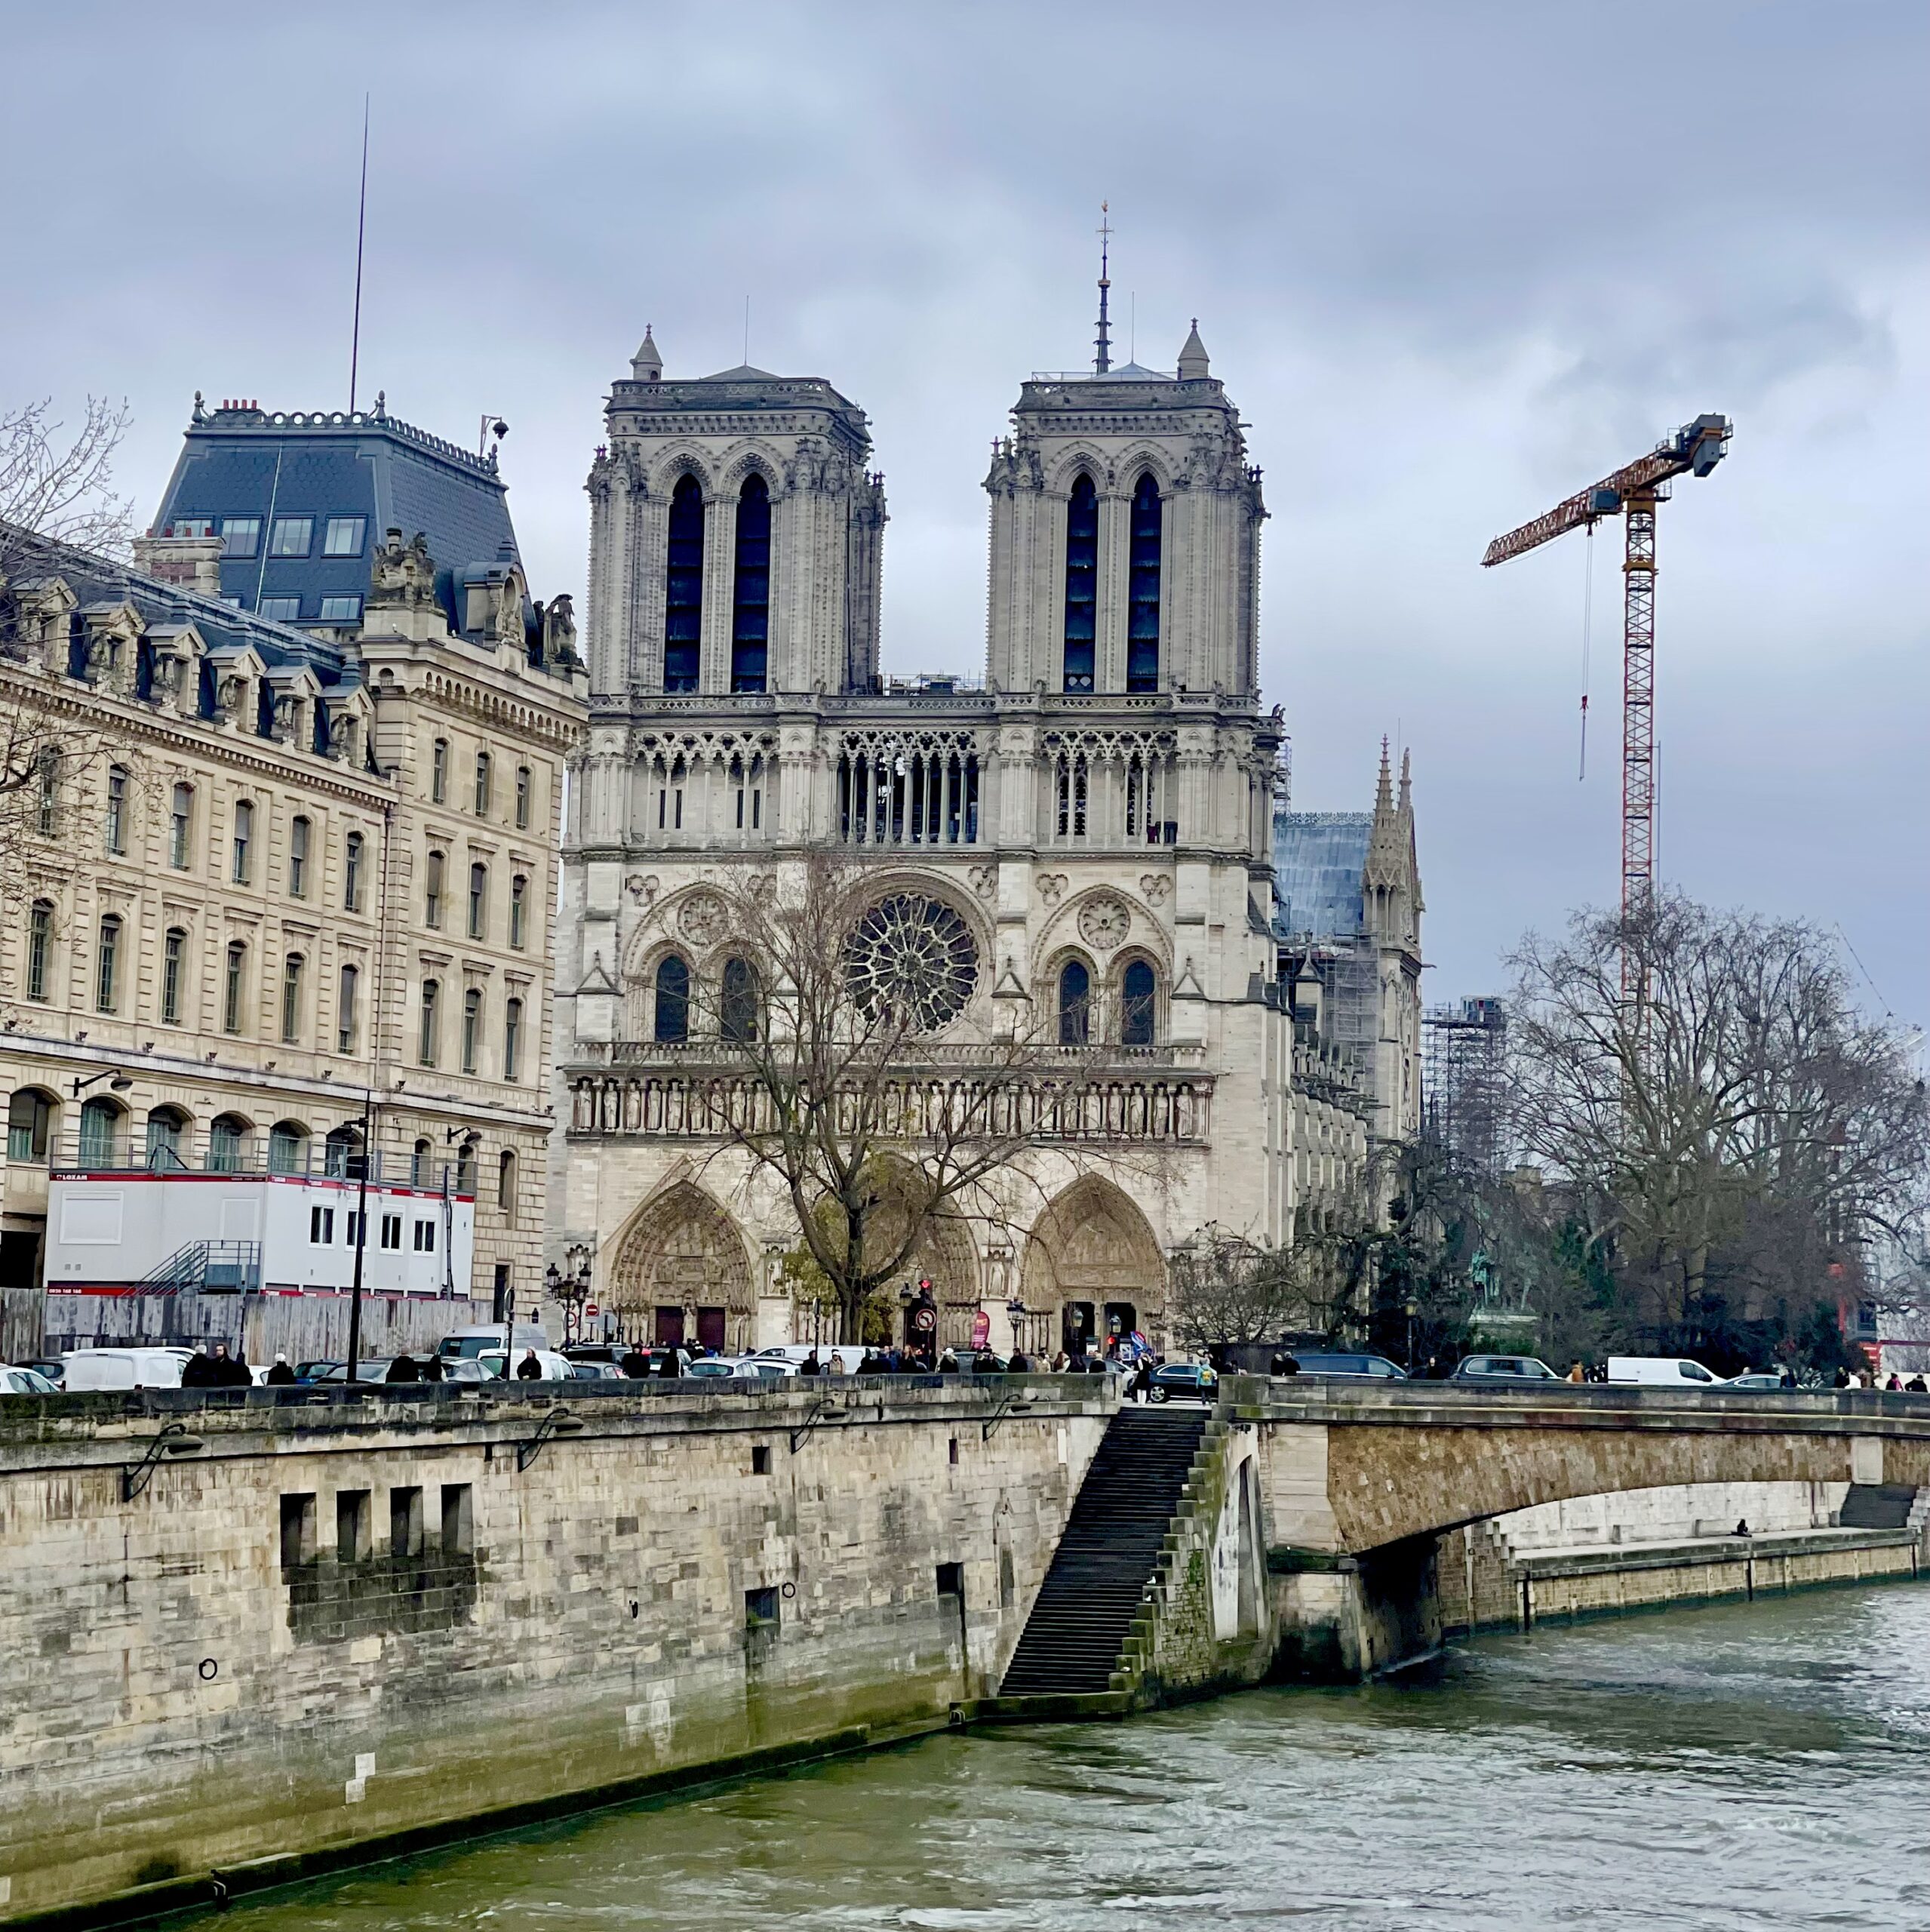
[1507, 893, 1930, 1351]
[686, 854, 1121, 1347]
[0, 398, 141, 910]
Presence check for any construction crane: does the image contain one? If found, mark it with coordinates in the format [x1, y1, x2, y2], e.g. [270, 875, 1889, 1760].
[1483, 414, 1732, 1001]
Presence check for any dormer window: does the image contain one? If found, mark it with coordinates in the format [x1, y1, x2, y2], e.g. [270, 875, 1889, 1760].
[322, 517, 367, 556]
[269, 517, 312, 558]
[220, 517, 261, 559]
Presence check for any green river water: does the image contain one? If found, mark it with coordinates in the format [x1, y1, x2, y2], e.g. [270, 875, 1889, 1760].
[183, 1586, 1930, 1931]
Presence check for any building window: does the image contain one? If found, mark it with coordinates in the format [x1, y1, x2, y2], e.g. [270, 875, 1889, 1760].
[318, 595, 361, 623]
[412, 1219, 437, 1254]
[161, 928, 186, 1025]
[104, 764, 129, 855]
[220, 940, 246, 1034]
[280, 952, 304, 1044]
[257, 596, 301, 623]
[343, 831, 364, 911]
[95, 915, 121, 1012]
[1126, 472, 1163, 692]
[232, 798, 254, 883]
[653, 954, 690, 1043]
[424, 849, 444, 928]
[337, 962, 359, 1054]
[721, 956, 758, 1043]
[269, 515, 312, 558]
[730, 472, 771, 692]
[1062, 472, 1098, 693]
[288, 815, 310, 897]
[26, 900, 52, 1003]
[461, 987, 481, 1073]
[418, 979, 440, 1066]
[663, 473, 704, 692]
[324, 1124, 364, 1180]
[431, 739, 449, 804]
[467, 862, 487, 940]
[268, 1120, 308, 1175]
[380, 1213, 402, 1251]
[454, 1137, 477, 1195]
[220, 516, 260, 559]
[1121, 958, 1157, 1046]
[473, 751, 491, 816]
[509, 874, 527, 949]
[170, 782, 194, 869]
[207, 1115, 247, 1173]
[503, 997, 523, 1081]
[78, 1097, 121, 1166]
[496, 1147, 517, 1217]
[1058, 958, 1090, 1046]
[515, 765, 531, 829]
[309, 1205, 336, 1244]
[34, 748, 59, 838]
[322, 516, 367, 557]
[7, 1090, 53, 1163]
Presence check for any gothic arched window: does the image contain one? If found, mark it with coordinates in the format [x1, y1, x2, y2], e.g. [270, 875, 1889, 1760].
[653, 953, 691, 1043]
[1121, 958, 1157, 1046]
[721, 955, 758, 1043]
[730, 474, 770, 693]
[1059, 958, 1091, 1046]
[663, 475, 704, 692]
[1062, 472, 1097, 693]
[1126, 472, 1161, 692]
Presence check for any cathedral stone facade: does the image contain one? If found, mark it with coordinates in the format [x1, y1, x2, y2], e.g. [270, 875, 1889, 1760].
[558, 318, 1420, 1358]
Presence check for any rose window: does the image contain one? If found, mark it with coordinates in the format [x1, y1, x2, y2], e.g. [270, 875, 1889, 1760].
[843, 893, 979, 1033]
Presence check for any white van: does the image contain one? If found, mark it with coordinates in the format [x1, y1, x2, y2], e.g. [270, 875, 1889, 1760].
[60, 1347, 195, 1392]
[1606, 1356, 1725, 1388]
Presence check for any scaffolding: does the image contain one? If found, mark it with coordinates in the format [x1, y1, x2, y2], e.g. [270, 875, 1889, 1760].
[1422, 997, 1508, 1177]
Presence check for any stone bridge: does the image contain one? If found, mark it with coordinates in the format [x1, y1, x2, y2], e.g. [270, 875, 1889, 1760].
[1244, 1378, 1930, 1677]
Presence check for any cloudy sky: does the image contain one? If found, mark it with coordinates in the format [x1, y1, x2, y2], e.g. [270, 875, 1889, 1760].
[7, 2, 1925, 1031]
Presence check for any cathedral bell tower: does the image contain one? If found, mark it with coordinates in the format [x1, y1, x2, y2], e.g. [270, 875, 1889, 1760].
[983, 274, 1265, 700]
[583, 331, 887, 699]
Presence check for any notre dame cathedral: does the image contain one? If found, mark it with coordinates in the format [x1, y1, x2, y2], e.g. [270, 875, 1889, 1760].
[557, 297, 1421, 1358]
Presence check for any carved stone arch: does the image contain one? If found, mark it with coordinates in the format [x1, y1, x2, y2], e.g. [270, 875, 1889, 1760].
[718, 442, 784, 494]
[1046, 447, 1112, 498]
[650, 448, 717, 497]
[1034, 887, 1159, 975]
[861, 1154, 981, 1349]
[1116, 445, 1176, 494]
[605, 1180, 757, 1349]
[1021, 1176, 1166, 1355]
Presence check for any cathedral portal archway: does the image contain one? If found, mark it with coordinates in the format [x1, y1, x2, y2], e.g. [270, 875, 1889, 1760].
[606, 1181, 755, 1353]
[1021, 1176, 1166, 1358]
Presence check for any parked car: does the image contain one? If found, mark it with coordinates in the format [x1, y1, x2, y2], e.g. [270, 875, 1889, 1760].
[438, 1323, 550, 1363]
[472, 1349, 578, 1381]
[1289, 1352, 1408, 1380]
[1605, 1355, 1725, 1388]
[1722, 1371, 1791, 1392]
[60, 1347, 195, 1392]
[18, 1358, 66, 1386]
[735, 1356, 798, 1379]
[567, 1359, 623, 1380]
[0, 1364, 58, 1395]
[1148, 1362, 1217, 1402]
[293, 1360, 339, 1383]
[312, 1360, 397, 1383]
[1449, 1354, 1561, 1384]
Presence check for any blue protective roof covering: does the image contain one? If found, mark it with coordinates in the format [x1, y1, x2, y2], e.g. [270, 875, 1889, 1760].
[1273, 811, 1371, 941]
[150, 402, 518, 631]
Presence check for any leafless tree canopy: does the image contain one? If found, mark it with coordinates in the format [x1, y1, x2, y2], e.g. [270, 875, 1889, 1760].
[690, 854, 1108, 1345]
[0, 398, 134, 573]
[1507, 893, 1930, 1345]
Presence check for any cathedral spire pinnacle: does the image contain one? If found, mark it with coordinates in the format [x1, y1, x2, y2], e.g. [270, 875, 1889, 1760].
[1375, 736, 1394, 815]
[631, 325, 662, 382]
[1177, 318, 1209, 380]
[1094, 202, 1113, 374]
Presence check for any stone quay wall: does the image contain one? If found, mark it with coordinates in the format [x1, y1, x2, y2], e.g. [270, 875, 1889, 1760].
[0, 1377, 1111, 1927]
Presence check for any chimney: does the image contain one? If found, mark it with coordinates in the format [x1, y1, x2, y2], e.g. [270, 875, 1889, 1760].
[133, 524, 226, 595]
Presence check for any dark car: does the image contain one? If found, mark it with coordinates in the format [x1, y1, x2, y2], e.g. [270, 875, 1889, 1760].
[1449, 1354, 1561, 1384]
[1148, 1363, 1217, 1403]
[1289, 1352, 1408, 1380]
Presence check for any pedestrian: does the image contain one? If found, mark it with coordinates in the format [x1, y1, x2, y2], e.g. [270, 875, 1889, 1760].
[1734, 1518, 1751, 1537]
[1567, 1360, 1587, 1384]
[420, 1350, 445, 1382]
[1051, 1351, 1070, 1373]
[1008, 1349, 1031, 1374]
[211, 1344, 250, 1388]
[621, 1345, 651, 1378]
[1886, 1372, 1904, 1391]
[938, 1349, 960, 1375]
[801, 1349, 821, 1378]
[828, 1351, 850, 1377]
[180, 1347, 217, 1388]
[1907, 1377, 1928, 1395]
[386, 1352, 422, 1383]
[1131, 1359, 1153, 1404]
[515, 1347, 544, 1380]
[264, 1352, 297, 1386]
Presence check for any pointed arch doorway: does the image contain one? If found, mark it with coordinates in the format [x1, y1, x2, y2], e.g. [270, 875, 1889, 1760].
[1021, 1176, 1166, 1359]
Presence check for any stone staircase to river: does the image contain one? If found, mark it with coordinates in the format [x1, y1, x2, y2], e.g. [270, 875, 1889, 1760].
[997, 1405, 1211, 1700]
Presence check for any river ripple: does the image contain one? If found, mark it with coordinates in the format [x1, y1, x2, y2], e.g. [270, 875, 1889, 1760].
[191, 1585, 1930, 1931]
